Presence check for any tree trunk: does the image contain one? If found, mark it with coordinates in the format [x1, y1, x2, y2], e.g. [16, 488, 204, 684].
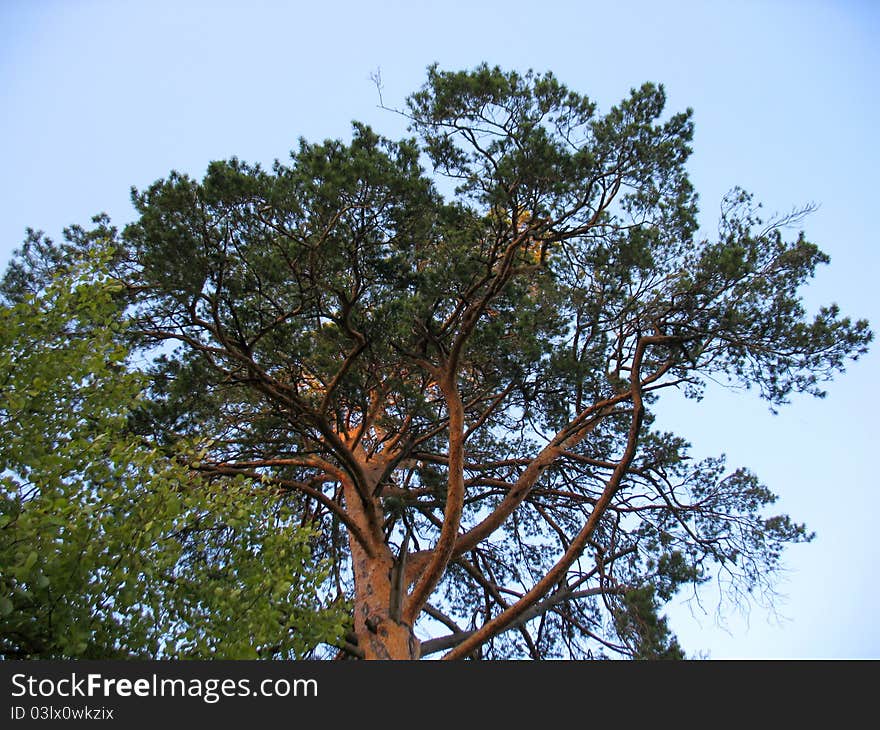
[349, 539, 420, 659]
[343, 479, 419, 660]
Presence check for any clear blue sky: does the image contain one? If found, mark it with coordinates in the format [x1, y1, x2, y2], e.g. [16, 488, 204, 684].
[2, 0, 877, 658]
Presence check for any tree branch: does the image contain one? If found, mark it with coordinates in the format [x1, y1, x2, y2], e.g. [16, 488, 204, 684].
[442, 335, 655, 659]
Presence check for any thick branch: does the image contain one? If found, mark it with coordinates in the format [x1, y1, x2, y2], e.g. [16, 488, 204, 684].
[442, 336, 655, 659]
[420, 585, 629, 657]
[450, 398, 617, 557]
[404, 373, 466, 623]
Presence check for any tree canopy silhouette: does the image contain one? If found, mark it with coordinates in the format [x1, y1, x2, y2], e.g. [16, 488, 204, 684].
[2, 64, 871, 659]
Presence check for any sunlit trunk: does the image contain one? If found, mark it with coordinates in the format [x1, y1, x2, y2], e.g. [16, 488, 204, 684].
[342, 478, 419, 660]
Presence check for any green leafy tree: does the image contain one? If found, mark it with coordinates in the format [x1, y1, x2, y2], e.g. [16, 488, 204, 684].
[0, 243, 346, 658]
[4, 65, 870, 659]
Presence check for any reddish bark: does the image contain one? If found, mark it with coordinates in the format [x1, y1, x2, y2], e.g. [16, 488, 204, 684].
[342, 478, 419, 660]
